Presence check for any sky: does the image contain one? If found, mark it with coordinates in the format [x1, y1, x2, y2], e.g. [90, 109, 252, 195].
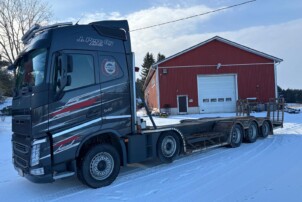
[47, 0, 302, 89]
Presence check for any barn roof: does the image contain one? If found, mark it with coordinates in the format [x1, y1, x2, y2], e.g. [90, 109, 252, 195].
[143, 36, 283, 90]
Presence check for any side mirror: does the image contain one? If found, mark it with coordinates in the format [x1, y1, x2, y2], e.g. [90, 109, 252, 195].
[56, 54, 73, 92]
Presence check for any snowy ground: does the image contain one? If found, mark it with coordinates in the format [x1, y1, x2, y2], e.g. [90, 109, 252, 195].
[1, 101, 302, 201]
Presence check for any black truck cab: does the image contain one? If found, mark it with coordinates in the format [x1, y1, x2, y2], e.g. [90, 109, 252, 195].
[12, 21, 136, 184]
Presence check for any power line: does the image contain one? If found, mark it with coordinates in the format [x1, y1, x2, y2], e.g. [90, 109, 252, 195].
[130, 0, 256, 32]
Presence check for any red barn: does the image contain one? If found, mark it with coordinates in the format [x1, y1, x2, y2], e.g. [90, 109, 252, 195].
[144, 36, 283, 114]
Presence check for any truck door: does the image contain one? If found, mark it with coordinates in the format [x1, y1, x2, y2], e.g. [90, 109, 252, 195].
[48, 50, 101, 162]
[98, 52, 132, 134]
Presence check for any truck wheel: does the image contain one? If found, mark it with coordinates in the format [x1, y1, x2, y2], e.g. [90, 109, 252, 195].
[80, 144, 120, 188]
[245, 122, 258, 143]
[157, 132, 180, 163]
[229, 124, 243, 148]
[261, 121, 271, 138]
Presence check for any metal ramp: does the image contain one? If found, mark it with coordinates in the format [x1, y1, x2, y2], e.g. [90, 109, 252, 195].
[267, 98, 284, 128]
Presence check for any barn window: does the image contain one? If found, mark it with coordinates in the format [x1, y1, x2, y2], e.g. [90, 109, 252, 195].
[226, 98, 232, 102]
[203, 99, 209, 103]
[218, 98, 224, 102]
[211, 98, 217, 102]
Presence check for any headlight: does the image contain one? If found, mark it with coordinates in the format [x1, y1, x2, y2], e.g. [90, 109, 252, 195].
[30, 167, 44, 175]
[31, 144, 40, 166]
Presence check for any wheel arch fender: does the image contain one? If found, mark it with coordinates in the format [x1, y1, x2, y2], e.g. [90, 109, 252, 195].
[76, 129, 127, 166]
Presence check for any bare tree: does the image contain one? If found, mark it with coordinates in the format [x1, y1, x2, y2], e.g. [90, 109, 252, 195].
[0, 0, 52, 65]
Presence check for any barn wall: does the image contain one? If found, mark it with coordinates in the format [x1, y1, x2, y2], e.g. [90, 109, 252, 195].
[158, 40, 276, 109]
[144, 71, 158, 110]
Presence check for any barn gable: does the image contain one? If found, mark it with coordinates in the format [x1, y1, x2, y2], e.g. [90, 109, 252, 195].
[153, 36, 283, 68]
[144, 36, 283, 114]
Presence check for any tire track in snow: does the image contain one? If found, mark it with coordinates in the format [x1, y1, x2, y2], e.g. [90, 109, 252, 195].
[42, 136, 274, 201]
[26, 124, 301, 202]
[94, 137, 277, 201]
[153, 137, 280, 201]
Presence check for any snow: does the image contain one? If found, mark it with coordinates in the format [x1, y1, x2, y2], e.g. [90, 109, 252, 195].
[1, 101, 302, 201]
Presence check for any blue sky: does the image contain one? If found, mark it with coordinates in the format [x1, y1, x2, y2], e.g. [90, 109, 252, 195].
[48, 0, 302, 89]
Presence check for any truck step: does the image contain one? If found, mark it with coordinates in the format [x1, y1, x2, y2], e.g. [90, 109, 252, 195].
[53, 171, 75, 180]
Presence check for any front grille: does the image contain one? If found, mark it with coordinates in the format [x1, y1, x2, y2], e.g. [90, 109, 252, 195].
[14, 142, 29, 154]
[15, 156, 28, 168]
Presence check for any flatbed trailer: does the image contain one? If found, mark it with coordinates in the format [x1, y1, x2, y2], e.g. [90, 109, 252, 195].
[10, 20, 284, 189]
[127, 110, 280, 164]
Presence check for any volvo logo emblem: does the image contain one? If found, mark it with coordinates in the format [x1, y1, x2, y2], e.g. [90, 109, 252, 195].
[104, 61, 116, 75]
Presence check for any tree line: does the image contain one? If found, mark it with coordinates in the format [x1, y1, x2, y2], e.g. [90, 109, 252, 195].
[278, 86, 302, 103]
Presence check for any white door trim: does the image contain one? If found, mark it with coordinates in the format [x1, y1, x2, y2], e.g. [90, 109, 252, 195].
[177, 95, 188, 114]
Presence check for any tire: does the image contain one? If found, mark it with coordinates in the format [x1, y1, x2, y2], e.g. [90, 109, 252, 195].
[79, 144, 120, 188]
[157, 132, 180, 163]
[261, 121, 271, 138]
[229, 124, 243, 148]
[244, 122, 258, 143]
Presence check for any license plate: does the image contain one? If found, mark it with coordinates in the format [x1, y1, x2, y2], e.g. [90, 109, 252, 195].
[17, 167, 24, 177]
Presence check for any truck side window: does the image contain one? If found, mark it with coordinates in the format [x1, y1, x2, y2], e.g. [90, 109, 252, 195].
[64, 54, 95, 91]
[100, 56, 123, 83]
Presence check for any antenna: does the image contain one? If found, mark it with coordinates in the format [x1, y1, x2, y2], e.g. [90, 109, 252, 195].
[76, 18, 81, 25]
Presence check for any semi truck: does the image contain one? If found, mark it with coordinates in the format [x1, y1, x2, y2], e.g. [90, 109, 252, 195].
[10, 20, 283, 188]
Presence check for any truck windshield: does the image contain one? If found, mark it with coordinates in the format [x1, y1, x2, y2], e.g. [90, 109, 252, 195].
[15, 49, 47, 91]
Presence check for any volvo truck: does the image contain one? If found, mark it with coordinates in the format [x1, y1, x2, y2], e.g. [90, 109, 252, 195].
[10, 20, 283, 188]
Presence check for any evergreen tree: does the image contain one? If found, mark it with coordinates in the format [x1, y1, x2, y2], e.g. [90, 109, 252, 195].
[156, 53, 166, 63]
[136, 52, 166, 99]
[0, 69, 14, 97]
[0, 58, 14, 97]
[135, 52, 155, 99]
[135, 78, 144, 99]
[278, 86, 302, 103]
[140, 52, 155, 83]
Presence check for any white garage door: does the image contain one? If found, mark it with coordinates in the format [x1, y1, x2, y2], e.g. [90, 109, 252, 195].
[197, 75, 237, 113]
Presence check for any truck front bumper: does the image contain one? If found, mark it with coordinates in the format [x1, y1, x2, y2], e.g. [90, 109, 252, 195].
[15, 166, 54, 183]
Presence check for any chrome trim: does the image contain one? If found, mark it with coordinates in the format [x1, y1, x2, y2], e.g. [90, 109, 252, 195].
[52, 115, 131, 138]
[103, 115, 131, 120]
[52, 117, 102, 138]
[101, 82, 128, 91]
[33, 138, 47, 145]
[40, 154, 50, 160]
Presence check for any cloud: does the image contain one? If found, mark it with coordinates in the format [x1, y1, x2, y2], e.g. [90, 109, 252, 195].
[77, 5, 302, 89]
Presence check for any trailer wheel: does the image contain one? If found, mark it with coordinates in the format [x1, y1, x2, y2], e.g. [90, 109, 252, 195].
[229, 124, 243, 148]
[245, 122, 258, 143]
[261, 121, 271, 138]
[157, 132, 180, 163]
[79, 144, 120, 188]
